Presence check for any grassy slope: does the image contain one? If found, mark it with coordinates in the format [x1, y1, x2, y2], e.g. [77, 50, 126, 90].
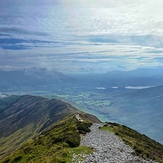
[0, 95, 78, 159]
[100, 122, 163, 163]
[0, 95, 21, 113]
[2, 114, 93, 163]
[1, 95, 163, 163]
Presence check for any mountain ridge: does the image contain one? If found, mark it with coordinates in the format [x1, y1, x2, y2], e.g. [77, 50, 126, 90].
[0, 95, 163, 162]
[0, 95, 80, 158]
[0, 68, 73, 87]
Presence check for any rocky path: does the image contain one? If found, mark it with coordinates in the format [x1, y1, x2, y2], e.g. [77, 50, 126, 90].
[80, 123, 157, 163]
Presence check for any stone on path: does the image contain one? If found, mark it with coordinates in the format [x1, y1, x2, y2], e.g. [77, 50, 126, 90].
[80, 123, 157, 163]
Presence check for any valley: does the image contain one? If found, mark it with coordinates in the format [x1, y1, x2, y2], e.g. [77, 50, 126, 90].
[0, 68, 163, 145]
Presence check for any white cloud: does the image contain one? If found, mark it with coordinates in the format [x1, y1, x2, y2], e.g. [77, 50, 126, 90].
[1, 0, 163, 72]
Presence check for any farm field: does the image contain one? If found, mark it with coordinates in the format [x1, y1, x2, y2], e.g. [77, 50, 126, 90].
[56, 91, 112, 121]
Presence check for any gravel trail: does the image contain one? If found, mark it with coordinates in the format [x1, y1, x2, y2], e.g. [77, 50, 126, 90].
[80, 123, 157, 163]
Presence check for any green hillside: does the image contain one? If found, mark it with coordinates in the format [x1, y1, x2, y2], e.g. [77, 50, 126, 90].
[3, 114, 163, 163]
[1, 114, 95, 163]
[0, 95, 78, 159]
[1, 95, 163, 163]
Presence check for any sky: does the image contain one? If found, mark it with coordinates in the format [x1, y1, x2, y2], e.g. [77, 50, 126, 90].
[0, 0, 163, 73]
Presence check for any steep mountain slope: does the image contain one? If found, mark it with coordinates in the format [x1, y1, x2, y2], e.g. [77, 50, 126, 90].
[1, 115, 163, 163]
[0, 95, 163, 162]
[0, 95, 79, 159]
[101, 85, 163, 144]
[1, 114, 98, 163]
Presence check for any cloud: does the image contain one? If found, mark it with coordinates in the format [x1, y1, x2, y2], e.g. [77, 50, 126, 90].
[0, 0, 60, 7]
[0, 27, 48, 36]
[1, 0, 163, 73]
[1, 40, 163, 73]
[0, 37, 67, 50]
[86, 34, 163, 48]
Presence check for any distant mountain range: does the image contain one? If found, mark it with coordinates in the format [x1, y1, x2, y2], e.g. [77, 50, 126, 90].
[1, 67, 163, 88]
[0, 68, 72, 87]
[104, 67, 163, 87]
